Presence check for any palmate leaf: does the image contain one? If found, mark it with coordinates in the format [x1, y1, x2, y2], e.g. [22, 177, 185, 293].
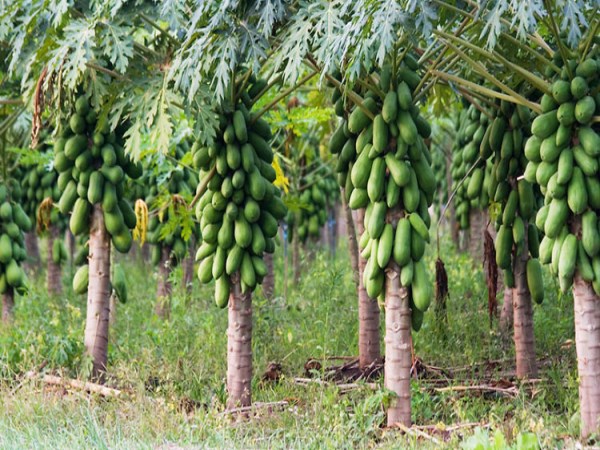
[311, 0, 346, 78]
[169, 0, 286, 103]
[190, 86, 220, 148]
[47, 19, 98, 90]
[159, 0, 189, 29]
[558, 0, 589, 47]
[98, 22, 134, 74]
[370, 0, 408, 65]
[148, 82, 174, 159]
[212, 33, 240, 102]
[476, 0, 597, 50]
[255, 0, 288, 37]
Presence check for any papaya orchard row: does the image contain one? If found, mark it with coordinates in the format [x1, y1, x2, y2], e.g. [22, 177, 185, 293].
[1, 0, 600, 445]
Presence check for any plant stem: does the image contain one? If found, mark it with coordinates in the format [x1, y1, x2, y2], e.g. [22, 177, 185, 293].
[580, 17, 600, 62]
[251, 74, 283, 104]
[234, 69, 254, 103]
[305, 57, 375, 121]
[0, 99, 22, 106]
[140, 13, 177, 45]
[85, 62, 128, 81]
[189, 165, 216, 209]
[432, 70, 541, 113]
[435, 30, 551, 94]
[250, 70, 318, 124]
[542, 0, 573, 78]
[434, 39, 543, 111]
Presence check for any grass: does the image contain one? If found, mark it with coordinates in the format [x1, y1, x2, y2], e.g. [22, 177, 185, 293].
[0, 235, 584, 449]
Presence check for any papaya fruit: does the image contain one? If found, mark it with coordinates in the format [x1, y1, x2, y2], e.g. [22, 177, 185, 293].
[72, 265, 89, 294]
[412, 260, 432, 312]
[582, 211, 600, 257]
[213, 276, 230, 308]
[496, 225, 513, 270]
[531, 111, 559, 139]
[526, 259, 544, 304]
[70, 199, 91, 235]
[377, 224, 393, 269]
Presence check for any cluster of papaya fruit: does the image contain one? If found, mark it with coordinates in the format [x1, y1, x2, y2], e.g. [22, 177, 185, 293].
[0, 183, 32, 295]
[54, 95, 142, 253]
[484, 99, 545, 304]
[525, 54, 600, 294]
[329, 53, 434, 330]
[287, 166, 338, 243]
[20, 147, 69, 266]
[450, 103, 493, 229]
[194, 78, 286, 307]
[146, 142, 200, 264]
[430, 139, 448, 218]
[72, 262, 128, 302]
[20, 156, 59, 220]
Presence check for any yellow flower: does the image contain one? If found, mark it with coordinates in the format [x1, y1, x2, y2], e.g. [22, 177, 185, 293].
[133, 199, 149, 246]
[272, 155, 289, 194]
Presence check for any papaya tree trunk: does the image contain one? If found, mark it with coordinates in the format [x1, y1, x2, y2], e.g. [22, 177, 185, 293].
[2, 287, 14, 325]
[330, 206, 338, 258]
[141, 242, 150, 263]
[356, 209, 381, 368]
[24, 232, 40, 274]
[343, 194, 359, 286]
[262, 252, 274, 299]
[445, 151, 459, 247]
[226, 272, 253, 409]
[336, 202, 347, 238]
[183, 239, 195, 292]
[155, 246, 172, 318]
[109, 293, 117, 327]
[512, 226, 538, 378]
[292, 221, 300, 286]
[499, 286, 513, 334]
[65, 230, 75, 271]
[47, 224, 62, 296]
[468, 209, 484, 262]
[573, 272, 600, 439]
[384, 262, 412, 427]
[84, 206, 112, 382]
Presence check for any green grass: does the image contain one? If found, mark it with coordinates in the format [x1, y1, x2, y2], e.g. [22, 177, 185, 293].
[0, 236, 583, 449]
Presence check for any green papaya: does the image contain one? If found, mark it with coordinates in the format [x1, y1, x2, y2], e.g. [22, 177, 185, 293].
[526, 259, 544, 304]
[215, 275, 231, 308]
[377, 224, 393, 269]
[70, 199, 91, 235]
[412, 260, 432, 312]
[496, 225, 513, 270]
[582, 211, 600, 257]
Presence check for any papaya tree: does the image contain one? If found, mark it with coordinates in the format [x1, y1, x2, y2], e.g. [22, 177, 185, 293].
[328, 83, 383, 369]
[330, 53, 435, 426]
[53, 94, 142, 379]
[18, 139, 68, 296]
[450, 102, 494, 258]
[431, 0, 600, 437]
[145, 141, 200, 318]
[0, 109, 32, 323]
[527, 48, 600, 438]
[191, 72, 287, 407]
[264, 92, 337, 286]
[485, 96, 543, 377]
[0, 0, 196, 380]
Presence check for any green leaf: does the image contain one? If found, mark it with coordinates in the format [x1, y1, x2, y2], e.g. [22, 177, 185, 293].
[99, 23, 134, 74]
